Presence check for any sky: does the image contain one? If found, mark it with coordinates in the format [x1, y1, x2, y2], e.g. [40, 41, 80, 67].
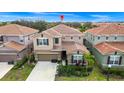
[0, 12, 124, 22]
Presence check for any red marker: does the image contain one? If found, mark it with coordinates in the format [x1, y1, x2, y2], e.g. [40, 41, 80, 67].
[60, 15, 64, 22]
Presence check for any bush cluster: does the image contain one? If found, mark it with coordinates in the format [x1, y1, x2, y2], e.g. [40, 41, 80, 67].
[57, 65, 93, 77]
[28, 54, 36, 63]
[13, 56, 28, 69]
[102, 68, 124, 77]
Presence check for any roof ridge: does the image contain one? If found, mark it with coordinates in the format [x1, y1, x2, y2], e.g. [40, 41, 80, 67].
[63, 24, 82, 34]
[53, 24, 82, 34]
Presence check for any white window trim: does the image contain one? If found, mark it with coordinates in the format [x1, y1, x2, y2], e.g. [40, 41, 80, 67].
[37, 38, 49, 46]
[54, 37, 59, 44]
[109, 55, 120, 65]
[73, 54, 83, 61]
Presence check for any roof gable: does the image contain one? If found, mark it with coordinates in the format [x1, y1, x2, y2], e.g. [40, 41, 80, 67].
[0, 24, 38, 36]
[42, 24, 83, 37]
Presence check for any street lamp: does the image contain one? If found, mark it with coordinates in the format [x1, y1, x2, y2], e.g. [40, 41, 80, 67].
[107, 64, 112, 81]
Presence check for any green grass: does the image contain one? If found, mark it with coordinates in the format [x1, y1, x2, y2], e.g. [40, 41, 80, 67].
[0, 63, 35, 81]
[55, 65, 124, 81]
[55, 65, 106, 81]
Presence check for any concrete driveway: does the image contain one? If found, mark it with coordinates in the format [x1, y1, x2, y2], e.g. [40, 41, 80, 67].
[0, 62, 14, 79]
[26, 61, 57, 81]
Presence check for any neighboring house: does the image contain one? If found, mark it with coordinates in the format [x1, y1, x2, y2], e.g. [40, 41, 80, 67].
[84, 23, 124, 69]
[0, 24, 39, 62]
[33, 24, 89, 65]
[0, 41, 27, 62]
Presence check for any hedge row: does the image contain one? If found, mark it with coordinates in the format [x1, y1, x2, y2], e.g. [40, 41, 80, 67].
[57, 65, 93, 77]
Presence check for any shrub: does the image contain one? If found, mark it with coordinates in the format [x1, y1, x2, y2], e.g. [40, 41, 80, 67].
[28, 54, 35, 63]
[57, 59, 62, 64]
[101, 67, 124, 77]
[14, 56, 28, 69]
[84, 53, 95, 67]
[57, 65, 90, 77]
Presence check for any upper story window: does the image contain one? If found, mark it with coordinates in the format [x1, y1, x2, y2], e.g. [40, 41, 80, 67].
[28, 36, 30, 40]
[54, 38, 59, 44]
[106, 36, 109, 40]
[92, 36, 95, 41]
[19, 35, 24, 42]
[71, 37, 73, 39]
[37, 38, 49, 46]
[0, 36, 3, 41]
[41, 34, 43, 37]
[79, 37, 81, 39]
[98, 36, 100, 40]
[20, 40, 24, 42]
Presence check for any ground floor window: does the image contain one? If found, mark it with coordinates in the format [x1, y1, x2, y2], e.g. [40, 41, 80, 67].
[109, 55, 121, 65]
[72, 54, 83, 64]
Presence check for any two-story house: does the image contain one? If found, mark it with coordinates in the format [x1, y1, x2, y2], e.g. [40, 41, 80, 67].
[84, 23, 124, 69]
[33, 24, 89, 65]
[0, 24, 38, 62]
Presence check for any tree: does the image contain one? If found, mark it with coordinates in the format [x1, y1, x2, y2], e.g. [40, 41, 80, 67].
[11, 20, 48, 32]
[0, 22, 8, 26]
[84, 53, 95, 67]
[79, 22, 97, 32]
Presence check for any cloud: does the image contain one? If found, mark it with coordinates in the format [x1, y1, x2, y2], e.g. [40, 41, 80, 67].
[0, 14, 44, 22]
[90, 14, 112, 22]
[32, 12, 81, 17]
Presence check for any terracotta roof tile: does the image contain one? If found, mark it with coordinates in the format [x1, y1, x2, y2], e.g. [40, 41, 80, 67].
[0, 24, 38, 36]
[62, 41, 89, 54]
[42, 24, 83, 37]
[94, 42, 124, 55]
[86, 23, 124, 35]
[4, 41, 26, 51]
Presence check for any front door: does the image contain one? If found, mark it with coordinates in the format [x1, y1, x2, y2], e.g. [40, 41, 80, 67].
[61, 50, 67, 60]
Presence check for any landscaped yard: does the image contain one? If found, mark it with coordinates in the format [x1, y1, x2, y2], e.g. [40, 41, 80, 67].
[0, 63, 34, 81]
[55, 65, 106, 81]
[55, 65, 124, 81]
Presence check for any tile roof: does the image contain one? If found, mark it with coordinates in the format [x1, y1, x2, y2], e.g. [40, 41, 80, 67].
[42, 24, 83, 37]
[42, 29, 62, 37]
[0, 24, 38, 36]
[62, 41, 89, 54]
[94, 42, 124, 55]
[4, 41, 26, 52]
[86, 23, 124, 35]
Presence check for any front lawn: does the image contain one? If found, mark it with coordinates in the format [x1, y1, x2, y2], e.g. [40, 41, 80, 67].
[55, 65, 106, 81]
[55, 65, 124, 81]
[0, 63, 34, 81]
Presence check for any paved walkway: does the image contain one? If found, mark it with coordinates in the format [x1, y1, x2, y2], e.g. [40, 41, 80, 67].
[26, 61, 57, 81]
[0, 62, 14, 79]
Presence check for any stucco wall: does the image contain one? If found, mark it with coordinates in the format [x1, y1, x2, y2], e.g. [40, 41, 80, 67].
[33, 33, 54, 51]
[62, 36, 83, 44]
[93, 35, 124, 45]
[85, 32, 124, 45]
[92, 47, 124, 68]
